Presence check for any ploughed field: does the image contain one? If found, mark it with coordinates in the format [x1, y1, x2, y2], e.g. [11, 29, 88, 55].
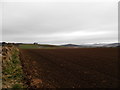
[20, 48, 119, 88]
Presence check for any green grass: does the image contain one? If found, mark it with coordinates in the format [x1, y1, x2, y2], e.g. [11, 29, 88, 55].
[19, 44, 39, 49]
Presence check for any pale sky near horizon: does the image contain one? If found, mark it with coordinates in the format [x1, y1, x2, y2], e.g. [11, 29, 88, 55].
[1, 0, 119, 45]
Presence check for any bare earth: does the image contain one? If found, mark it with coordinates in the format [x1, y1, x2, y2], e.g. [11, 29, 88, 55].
[20, 48, 119, 88]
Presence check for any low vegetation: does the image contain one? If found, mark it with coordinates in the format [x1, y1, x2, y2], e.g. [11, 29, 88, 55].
[2, 46, 27, 88]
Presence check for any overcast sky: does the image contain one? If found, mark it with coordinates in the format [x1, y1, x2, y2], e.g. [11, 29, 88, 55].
[1, 0, 118, 45]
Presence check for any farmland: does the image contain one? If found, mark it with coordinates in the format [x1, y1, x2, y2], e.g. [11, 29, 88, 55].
[19, 44, 39, 49]
[19, 44, 61, 49]
[19, 48, 119, 88]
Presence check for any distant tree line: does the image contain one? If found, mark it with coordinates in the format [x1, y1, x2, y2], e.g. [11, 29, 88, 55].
[1, 42, 23, 46]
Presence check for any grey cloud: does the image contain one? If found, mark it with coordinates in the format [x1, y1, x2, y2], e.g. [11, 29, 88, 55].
[2, 1, 118, 44]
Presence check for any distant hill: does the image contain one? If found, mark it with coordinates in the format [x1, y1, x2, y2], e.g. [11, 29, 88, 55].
[103, 43, 120, 47]
[60, 43, 120, 48]
[61, 44, 80, 47]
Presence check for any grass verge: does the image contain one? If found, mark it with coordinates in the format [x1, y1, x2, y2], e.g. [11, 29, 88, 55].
[2, 47, 27, 88]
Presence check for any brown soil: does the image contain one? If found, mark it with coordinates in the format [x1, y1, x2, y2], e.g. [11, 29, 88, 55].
[19, 48, 119, 88]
